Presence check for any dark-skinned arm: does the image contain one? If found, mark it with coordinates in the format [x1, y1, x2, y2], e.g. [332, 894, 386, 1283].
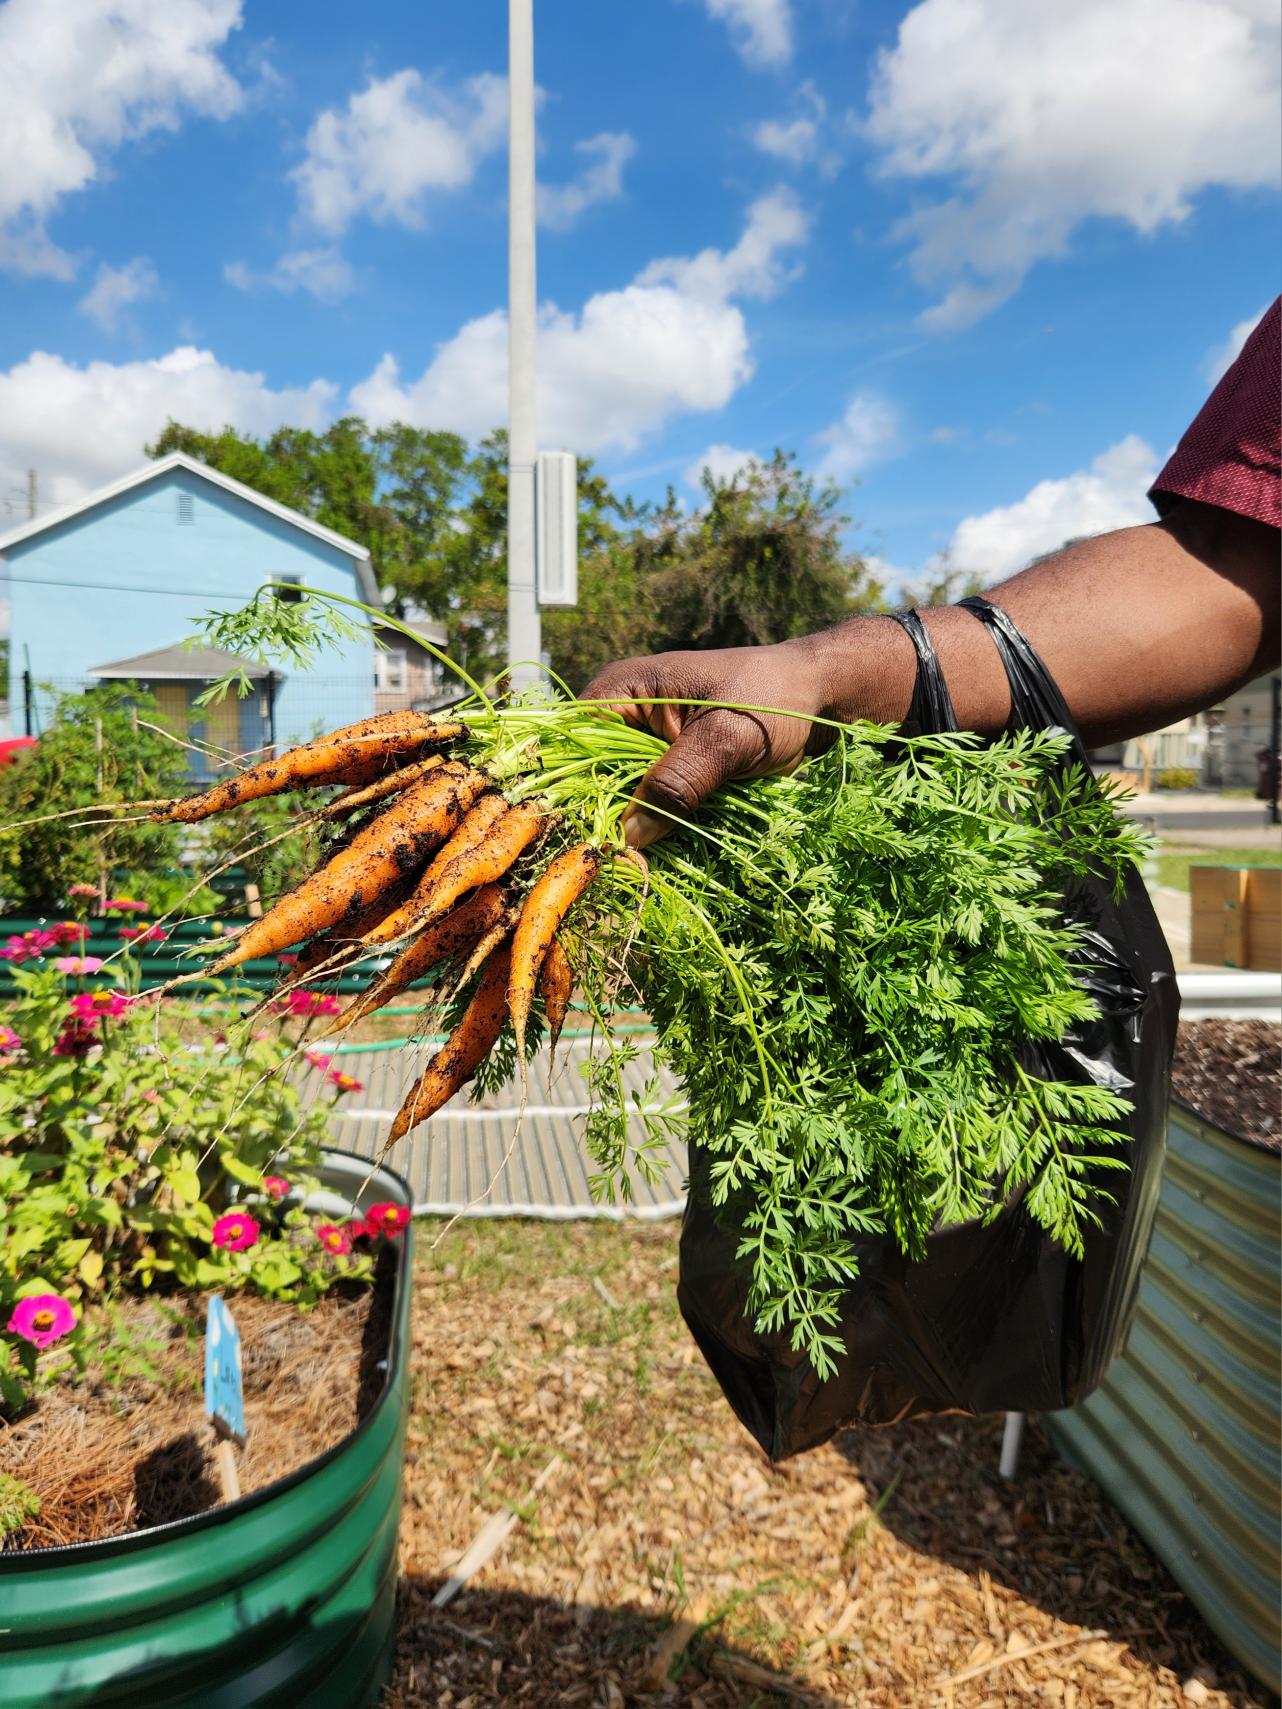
[582, 499, 1280, 848]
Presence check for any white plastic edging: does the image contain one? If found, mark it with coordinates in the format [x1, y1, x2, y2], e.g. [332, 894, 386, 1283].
[409, 1198, 684, 1222]
[1178, 971, 1281, 1021]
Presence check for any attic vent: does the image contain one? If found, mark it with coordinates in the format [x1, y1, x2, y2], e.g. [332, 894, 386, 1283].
[177, 492, 194, 526]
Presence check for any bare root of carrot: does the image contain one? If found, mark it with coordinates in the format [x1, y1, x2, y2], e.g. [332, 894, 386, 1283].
[384, 942, 513, 1146]
[359, 793, 509, 947]
[540, 936, 574, 1070]
[508, 844, 602, 1077]
[320, 754, 445, 817]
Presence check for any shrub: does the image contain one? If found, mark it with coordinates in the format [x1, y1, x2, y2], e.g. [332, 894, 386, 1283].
[1154, 766, 1200, 791]
[0, 941, 390, 1411]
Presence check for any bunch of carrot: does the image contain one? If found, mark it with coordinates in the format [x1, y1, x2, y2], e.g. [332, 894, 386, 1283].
[148, 709, 606, 1146]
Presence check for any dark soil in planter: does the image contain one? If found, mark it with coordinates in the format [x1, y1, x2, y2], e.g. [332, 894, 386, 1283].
[1172, 1018, 1280, 1151]
[0, 1256, 394, 1550]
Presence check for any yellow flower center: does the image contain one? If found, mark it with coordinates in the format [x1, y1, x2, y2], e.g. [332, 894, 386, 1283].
[32, 1310, 54, 1332]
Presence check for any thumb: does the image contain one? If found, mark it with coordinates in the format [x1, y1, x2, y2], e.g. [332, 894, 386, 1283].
[622, 708, 767, 849]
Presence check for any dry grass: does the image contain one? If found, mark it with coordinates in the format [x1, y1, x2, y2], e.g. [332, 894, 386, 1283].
[386, 1219, 1270, 1709]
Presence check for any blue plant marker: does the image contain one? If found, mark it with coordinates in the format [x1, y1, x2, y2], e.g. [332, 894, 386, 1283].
[205, 1295, 245, 1446]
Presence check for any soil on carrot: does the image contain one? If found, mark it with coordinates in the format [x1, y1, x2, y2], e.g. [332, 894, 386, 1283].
[386, 1219, 1268, 1708]
[0, 1259, 393, 1550]
[1172, 1018, 1280, 1150]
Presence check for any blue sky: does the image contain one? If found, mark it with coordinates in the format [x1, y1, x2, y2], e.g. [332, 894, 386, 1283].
[0, 0, 1277, 592]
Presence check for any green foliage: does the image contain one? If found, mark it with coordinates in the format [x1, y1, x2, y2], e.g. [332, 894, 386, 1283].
[0, 951, 373, 1411]
[0, 684, 191, 914]
[1153, 766, 1199, 791]
[0, 1471, 39, 1536]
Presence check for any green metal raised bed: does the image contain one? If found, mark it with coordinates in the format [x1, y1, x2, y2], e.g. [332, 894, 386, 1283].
[1045, 1099, 1281, 1695]
[0, 1150, 414, 1709]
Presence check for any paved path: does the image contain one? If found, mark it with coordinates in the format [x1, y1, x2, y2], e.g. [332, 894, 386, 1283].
[303, 1033, 688, 1220]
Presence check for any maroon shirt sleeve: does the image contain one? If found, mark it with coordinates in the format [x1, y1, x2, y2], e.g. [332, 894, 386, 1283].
[1150, 296, 1281, 529]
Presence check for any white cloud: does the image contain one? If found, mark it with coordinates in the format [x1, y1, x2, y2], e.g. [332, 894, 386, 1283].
[538, 132, 637, 232]
[702, 0, 793, 67]
[1202, 305, 1268, 383]
[813, 392, 899, 482]
[943, 435, 1159, 584]
[752, 82, 838, 171]
[683, 444, 761, 489]
[292, 68, 507, 237]
[224, 246, 357, 303]
[351, 190, 808, 454]
[866, 0, 1282, 330]
[0, 0, 244, 278]
[77, 257, 159, 332]
[0, 347, 336, 508]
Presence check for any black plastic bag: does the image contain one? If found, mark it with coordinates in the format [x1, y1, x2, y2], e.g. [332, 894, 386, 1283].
[677, 597, 1179, 1459]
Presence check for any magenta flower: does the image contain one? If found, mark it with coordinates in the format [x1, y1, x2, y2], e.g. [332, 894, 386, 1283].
[328, 1070, 363, 1095]
[70, 990, 133, 1021]
[281, 989, 341, 1019]
[103, 897, 148, 913]
[277, 953, 300, 967]
[0, 931, 54, 962]
[364, 1202, 410, 1238]
[53, 1021, 97, 1058]
[263, 1175, 290, 1200]
[314, 1223, 351, 1256]
[119, 924, 167, 944]
[0, 1026, 20, 1054]
[50, 921, 89, 946]
[304, 1050, 333, 1071]
[211, 1212, 259, 1252]
[54, 955, 105, 975]
[7, 1293, 77, 1349]
[67, 882, 100, 900]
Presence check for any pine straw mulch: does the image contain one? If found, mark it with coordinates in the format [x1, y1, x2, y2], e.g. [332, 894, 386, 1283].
[387, 1220, 1271, 1709]
[0, 1267, 392, 1549]
[1172, 1019, 1280, 1151]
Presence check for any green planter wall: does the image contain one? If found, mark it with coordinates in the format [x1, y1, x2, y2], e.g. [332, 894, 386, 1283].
[0, 1150, 414, 1709]
[1045, 1100, 1281, 1695]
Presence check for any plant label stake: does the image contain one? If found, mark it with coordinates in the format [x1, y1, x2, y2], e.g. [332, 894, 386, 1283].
[205, 1295, 245, 1502]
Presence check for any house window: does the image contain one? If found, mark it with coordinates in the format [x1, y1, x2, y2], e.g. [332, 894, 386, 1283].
[375, 646, 407, 692]
[273, 575, 303, 604]
[177, 491, 194, 525]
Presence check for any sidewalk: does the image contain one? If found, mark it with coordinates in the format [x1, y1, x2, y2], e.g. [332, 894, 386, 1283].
[1123, 791, 1278, 839]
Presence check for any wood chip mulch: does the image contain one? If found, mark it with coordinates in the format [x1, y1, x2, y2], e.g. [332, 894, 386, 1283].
[1172, 1019, 1280, 1150]
[387, 1220, 1271, 1709]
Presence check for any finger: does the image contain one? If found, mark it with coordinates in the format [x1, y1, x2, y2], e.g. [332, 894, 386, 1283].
[580, 663, 653, 727]
[634, 708, 768, 826]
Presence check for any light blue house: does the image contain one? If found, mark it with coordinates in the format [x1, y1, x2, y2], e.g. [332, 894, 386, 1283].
[0, 452, 378, 775]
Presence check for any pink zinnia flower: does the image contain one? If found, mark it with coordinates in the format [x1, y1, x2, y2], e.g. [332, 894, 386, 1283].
[304, 1050, 333, 1071]
[263, 1175, 290, 1200]
[283, 989, 341, 1019]
[53, 1021, 97, 1058]
[103, 897, 148, 913]
[364, 1202, 411, 1238]
[0, 1026, 20, 1054]
[67, 882, 100, 899]
[328, 1070, 363, 1095]
[70, 990, 133, 1021]
[54, 955, 105, 974]
[277, 954, 300, 967]
[314, 1223, 351, 1256]
[0, 930, 54, 962]
[7, 1293, 77, 1349]
[211, 1212, 259, 1252]
[119, 925, 167, 944]
[50, 921, 89, 945]
[347, 1218, 373, 1242]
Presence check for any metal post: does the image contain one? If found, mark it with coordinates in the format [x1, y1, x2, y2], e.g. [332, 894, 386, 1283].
[506, 0, 540, 688]
[265, 670, 278, 756]
[21, 669, 32, 738]
[999, 1411, 1025, 1481]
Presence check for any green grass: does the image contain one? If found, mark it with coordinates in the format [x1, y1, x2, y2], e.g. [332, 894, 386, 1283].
[1156, 843, 1282, 891]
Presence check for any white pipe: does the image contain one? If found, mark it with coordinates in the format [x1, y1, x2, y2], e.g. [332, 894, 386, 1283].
[506, 0, 541, 689]
[999, 1411, 1025, 1481]
[1178, 971, 1281, 1020]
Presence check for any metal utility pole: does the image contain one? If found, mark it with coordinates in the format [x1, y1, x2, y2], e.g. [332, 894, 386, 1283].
[26, 469, 36, 520]
[506, 0, 540, 688]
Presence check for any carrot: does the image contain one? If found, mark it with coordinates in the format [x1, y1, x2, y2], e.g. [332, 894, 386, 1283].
[508, 844, 601, 1066]
[540, 936, 573, 1060]
[207, 765, 489, 972]
[361, 797, 544, 948]
[152, 712, 465, 824]
[323, 881, 510, 1034]
[285, 873, 421, 979]
[386, 942, 512, 1144]
[322, 754, 445, 816]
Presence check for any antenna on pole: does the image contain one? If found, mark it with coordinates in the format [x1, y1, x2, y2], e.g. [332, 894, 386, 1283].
[506, 0, 540, 689]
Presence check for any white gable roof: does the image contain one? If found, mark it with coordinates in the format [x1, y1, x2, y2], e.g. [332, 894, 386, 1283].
[0, 451, 380, 607]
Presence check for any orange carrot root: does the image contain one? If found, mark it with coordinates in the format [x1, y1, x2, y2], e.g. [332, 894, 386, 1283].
[321, 753, 446, 816]
[508, 844, 602, 1066]
[540, 936, 574, 1062]
[386, 942, 513, 1144]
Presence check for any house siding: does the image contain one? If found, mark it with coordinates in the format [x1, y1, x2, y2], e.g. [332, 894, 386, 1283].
[3, 466, 373, 747]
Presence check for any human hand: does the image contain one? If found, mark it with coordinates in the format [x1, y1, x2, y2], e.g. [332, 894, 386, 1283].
[581, 640, 831, 848]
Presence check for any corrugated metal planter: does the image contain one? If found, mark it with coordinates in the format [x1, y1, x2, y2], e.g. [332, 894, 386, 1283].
[1045, 1100, 1281, 1694]
[0, 1150, 414, 1709]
